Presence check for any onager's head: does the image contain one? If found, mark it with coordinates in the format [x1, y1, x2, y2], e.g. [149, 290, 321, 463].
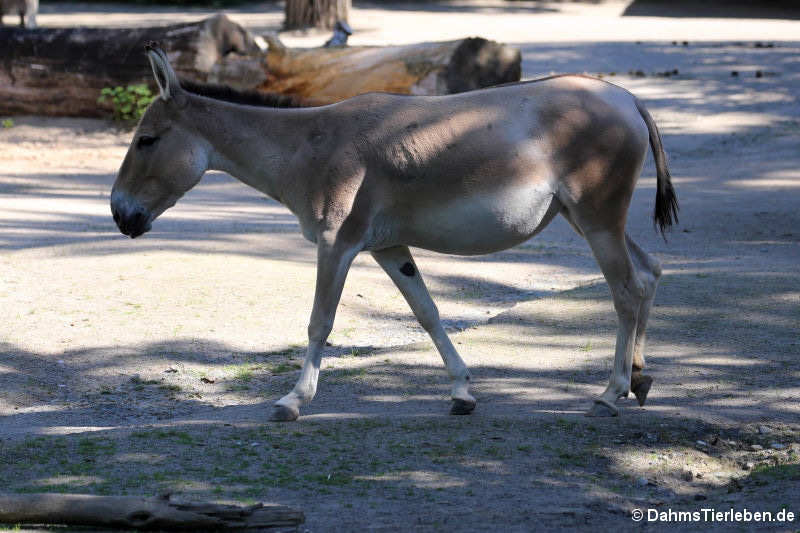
[111, 44, 209, 238]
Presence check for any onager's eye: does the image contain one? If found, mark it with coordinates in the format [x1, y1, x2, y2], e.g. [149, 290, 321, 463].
[137, 135, 159, 149]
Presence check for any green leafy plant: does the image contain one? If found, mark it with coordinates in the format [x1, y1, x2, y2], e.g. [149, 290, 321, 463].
[1, 119, 13, 128]
[98, 84, 155, 122]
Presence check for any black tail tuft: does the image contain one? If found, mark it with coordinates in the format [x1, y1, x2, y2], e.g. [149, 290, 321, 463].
[654, 170, 679, 239]
[635, 97, 678, 240]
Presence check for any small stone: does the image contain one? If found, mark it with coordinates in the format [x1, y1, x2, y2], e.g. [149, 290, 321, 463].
[696, 472, 704, 479]
[743, 462, 754, 470]
[681, 469, 694, 481]
[750, 444, 763, 451]
[696, 440, 708, 447]
[731, 71, 739, 77]
[636, 476, 649, 487]
[758, 425, 771, 435]
[770, 443, 786, 450]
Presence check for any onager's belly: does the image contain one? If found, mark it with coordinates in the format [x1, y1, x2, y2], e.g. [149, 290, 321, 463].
[402, 180, 560, 255]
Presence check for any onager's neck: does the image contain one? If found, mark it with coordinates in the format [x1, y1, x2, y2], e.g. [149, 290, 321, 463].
[188, 95, 314, 205]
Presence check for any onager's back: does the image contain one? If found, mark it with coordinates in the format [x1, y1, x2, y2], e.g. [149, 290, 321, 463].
[319, 76, 651, 254]
[0, 0, 37, 27]
[111, 45, 678, 422]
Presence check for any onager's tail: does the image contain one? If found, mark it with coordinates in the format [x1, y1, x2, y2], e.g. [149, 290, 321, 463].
[635, 97, 678, 237]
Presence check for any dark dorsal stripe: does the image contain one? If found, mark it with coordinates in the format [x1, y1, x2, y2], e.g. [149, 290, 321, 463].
[180, 78, 309, 108]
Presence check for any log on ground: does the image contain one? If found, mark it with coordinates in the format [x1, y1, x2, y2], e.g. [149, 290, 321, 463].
[0, 492, 304, 530]
[0, 13, 521, 117]
[247, 36, 521, 103]
[0, 14, 263, 116]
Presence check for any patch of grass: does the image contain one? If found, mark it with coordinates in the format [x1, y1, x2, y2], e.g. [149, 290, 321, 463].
[1, 118, 14, 128]
[77, 437, 117, 456]
[306, 471, 353, 486]
[557, 450, 588, 467]
[226, 363, 258, 382]
[750, 464, 800, 485]
[483, 445, 505, 459]
[347, 419, 390, 431]
[270, 362, 302, 375]
[330, 367, 367, 381]
[130, 429, 195, 445]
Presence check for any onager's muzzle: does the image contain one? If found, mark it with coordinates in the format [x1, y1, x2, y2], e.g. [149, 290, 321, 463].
[110, 190, 152, 239]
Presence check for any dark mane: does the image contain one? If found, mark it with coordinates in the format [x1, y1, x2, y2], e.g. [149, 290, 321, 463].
[180, 78, 310, 108]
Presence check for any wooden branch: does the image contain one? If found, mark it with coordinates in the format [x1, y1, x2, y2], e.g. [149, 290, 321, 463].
[0, 493, 304, 530]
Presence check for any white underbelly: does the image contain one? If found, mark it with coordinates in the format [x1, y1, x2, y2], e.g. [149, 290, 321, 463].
[404, 180, 559, 255]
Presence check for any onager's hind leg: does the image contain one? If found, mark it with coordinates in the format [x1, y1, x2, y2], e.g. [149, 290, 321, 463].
[582, 230, 645, 417]
[371, 246, 475, 415]
[626, 233, 661, 406]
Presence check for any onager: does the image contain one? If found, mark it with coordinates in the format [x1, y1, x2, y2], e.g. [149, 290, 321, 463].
[0, 0, 37, 27]
[111, 45, 677, 421]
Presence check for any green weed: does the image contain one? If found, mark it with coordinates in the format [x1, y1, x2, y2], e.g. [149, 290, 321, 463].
[98, 85, 154, 122]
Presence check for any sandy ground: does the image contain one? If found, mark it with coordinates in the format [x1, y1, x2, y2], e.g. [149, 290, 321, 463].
[1, 1, 800, 531]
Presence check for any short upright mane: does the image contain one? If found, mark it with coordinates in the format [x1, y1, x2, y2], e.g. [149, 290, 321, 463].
[180, 79, 309, 108]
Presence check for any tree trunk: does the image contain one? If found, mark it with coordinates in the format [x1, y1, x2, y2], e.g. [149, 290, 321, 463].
[0, 492, 304, 531]
[284, 0, 350, 30]
[0, 14, 263, 117]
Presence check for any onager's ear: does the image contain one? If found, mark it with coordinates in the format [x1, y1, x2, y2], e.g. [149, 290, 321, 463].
[145, 42, 181, 102]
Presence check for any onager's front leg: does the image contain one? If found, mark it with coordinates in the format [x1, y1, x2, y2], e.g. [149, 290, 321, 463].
[270, 236, 360, 421]
[371, 246, 475, 415]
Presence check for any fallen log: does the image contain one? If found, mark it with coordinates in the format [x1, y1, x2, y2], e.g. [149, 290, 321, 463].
[0, 14, 264, 116]
[252, 36, 521, 103]
[0, 14, 521, 117]
[0, 492, 304, 531]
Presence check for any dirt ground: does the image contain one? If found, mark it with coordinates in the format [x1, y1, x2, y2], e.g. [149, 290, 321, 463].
[1, 1, 799, 531]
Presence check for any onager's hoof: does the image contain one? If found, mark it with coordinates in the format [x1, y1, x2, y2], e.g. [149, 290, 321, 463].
[269, 404, 299, 422]
[631, 373, 654, 407]
[450, 398, 476, 415]
[585, 399, 619, 417]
